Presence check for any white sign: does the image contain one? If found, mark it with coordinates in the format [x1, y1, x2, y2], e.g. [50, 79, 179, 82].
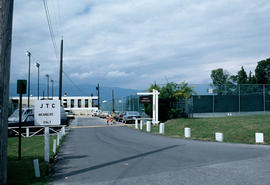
[35, 100, 60, 125]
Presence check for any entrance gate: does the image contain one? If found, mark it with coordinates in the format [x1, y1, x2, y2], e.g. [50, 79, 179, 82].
[137, 89, 160, 125]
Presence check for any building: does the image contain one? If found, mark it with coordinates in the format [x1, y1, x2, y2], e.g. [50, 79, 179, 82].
[10, 96, 99, 116]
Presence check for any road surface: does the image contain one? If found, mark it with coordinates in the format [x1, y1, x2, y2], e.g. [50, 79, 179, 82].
[51, 117, 270, 185]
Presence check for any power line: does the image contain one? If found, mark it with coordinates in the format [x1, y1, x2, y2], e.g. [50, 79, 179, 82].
[42, 0, 59, 59]
[42, 0, 85, 95]
[63, 71, 89, 95]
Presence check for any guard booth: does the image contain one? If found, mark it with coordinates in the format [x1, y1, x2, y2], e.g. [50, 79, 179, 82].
[137, 89, 160, 125]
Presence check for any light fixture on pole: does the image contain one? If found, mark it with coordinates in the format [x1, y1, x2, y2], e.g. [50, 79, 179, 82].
[45, 74, 49, 99]
[51, 79, 54, 99]
[35, 62, 40, 100]
[26, 51, 31, 107]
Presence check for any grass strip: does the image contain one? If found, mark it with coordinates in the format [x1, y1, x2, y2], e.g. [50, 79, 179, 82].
[7, 135, 58, 185]
[139, 115, 270, 144]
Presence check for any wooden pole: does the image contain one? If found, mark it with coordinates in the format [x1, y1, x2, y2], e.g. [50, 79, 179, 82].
[18, 93, 22, 160]
[59, 39, 63, 104]
[0, 0, 14, 184]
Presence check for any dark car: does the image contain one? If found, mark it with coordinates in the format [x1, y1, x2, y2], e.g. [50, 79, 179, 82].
[8, 113, 35, 127]
[115, 112, 125, 122]
[8, 107, 34, 126]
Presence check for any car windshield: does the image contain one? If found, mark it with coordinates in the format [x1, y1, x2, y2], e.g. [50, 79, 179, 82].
[126, 112, 140, 116]
[9, 109, 19, 119]
[9, 108, 33, 122]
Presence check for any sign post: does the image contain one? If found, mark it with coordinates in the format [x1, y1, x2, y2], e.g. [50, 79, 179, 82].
[17, 80, 27, 160]
[137, 89, 160, 125]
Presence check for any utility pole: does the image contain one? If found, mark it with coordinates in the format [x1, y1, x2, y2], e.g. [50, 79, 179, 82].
[36, 62, 40, 100]
[112, 90, 115, 112]
[26, 51, 31, 107]
[51, 80, 54, 99]
[59, 39, 63, 104]
[96, 83, 100, 109]
[0, 0, 14, 184]
[46, 74, 49, 99]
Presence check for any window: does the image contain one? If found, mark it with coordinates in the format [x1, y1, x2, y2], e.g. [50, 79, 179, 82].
[63, 99, 67, 108]
[85, 99, 88, 108]
[78, 99, 81, 108]
[71, 99, 74, 108]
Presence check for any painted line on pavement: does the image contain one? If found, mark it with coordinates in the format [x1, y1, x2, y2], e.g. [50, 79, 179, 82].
[71, 125, 125, 129]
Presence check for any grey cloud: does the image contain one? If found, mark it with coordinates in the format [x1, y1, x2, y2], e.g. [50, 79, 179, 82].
[10, 0, 270, 90]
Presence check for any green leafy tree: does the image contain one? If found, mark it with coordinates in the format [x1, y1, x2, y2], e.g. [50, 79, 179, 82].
[255, 58, 270, 84]
[210, 68, 236, 95]
[231, 66, 247, 84]
[144, 82, 196, 121]
[248, 71, 256, 84]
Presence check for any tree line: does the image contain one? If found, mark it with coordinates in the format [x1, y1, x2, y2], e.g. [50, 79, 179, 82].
[210, 58, 270, 95]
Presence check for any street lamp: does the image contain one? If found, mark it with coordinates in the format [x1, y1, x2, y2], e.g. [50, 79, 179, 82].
[26, 51, 31, 107]
[51, 79, 54, 99]
[45, 74, 49, 99]
[35, 62, 40, 100]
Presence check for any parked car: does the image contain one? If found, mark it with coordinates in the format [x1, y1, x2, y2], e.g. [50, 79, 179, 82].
[99, 111, 110, 118]
[8, 106, 68, 126]
[8, 113, 35, 127]
[66, 110, 75, 120]
[115, 112, 125, 122]
[122, 111, 140, 124]
[8, 107, 34, 125]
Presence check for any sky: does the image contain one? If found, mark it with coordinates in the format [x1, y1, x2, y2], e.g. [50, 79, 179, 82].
[10, 0, 270, 90]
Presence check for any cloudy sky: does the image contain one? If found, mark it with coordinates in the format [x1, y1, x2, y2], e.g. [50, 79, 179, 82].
[10, 0, 270, 90]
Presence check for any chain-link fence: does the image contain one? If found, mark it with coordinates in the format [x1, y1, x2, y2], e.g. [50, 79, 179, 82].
[100, 95, 145, 113]
[98, 84, 270, 120]
[192, 84, 270, 113]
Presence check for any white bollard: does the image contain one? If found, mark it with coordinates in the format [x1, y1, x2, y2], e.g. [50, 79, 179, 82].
[184, 128, 191, 138]
[215, 132, 223, 142]
[53, 139, 57, 154]
[61, 126, 65, 136]
[140, 120, 143, 130]
[44, 127, 50, 162]
[255, 133, 264, 143]
[26, 128, 29, 137]
[33, 159, 40, 178]
[159, 123, 164, 134]
[146, 121, 151, 132]
[135, 119, 138, 129]
[57, 132, 60, 146]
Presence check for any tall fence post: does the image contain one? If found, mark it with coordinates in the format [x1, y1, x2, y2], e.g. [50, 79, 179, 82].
[44, 127, 50, 162]
[238, 84, 241, 112]
[212, 94, 215, 113]
[263, 85, 266, 112]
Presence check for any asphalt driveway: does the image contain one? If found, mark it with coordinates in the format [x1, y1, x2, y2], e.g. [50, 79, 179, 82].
[51, 117, 270, 185]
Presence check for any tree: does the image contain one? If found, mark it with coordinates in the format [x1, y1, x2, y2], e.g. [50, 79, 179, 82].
[144, 82, 196, 121]
[235, 66, 248, 84]
[210, 68, 235, 95]
[248, 71, 256, 84]
[255, 58, 270, 84]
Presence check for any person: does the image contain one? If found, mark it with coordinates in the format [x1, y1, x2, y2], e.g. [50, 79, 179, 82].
[106, 115, 110, 125]
[110, 115, 114, 125]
